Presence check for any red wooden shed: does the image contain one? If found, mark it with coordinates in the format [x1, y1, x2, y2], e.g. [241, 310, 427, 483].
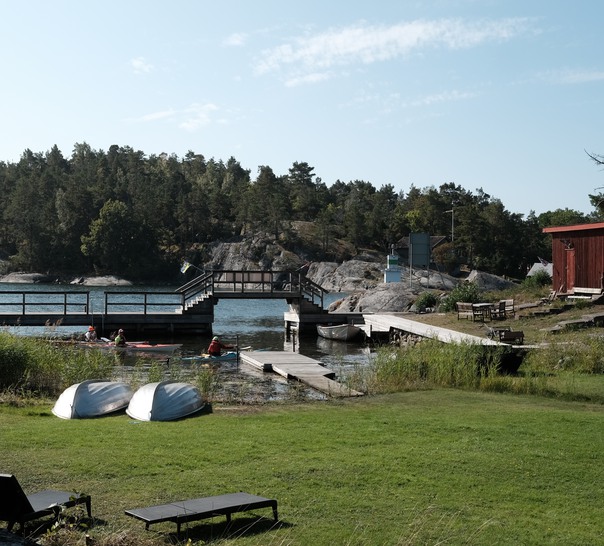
[542, 222, 604, 293]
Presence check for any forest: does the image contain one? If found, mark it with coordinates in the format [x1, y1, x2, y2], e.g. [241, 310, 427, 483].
[0, 143, 597, 282]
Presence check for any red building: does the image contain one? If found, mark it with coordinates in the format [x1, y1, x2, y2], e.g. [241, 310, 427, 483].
[542, 222, 604, 293]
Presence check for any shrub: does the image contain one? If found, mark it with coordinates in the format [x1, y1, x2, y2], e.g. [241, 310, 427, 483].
[522, 269, 552, 289]
[440, 281, 482, 312]
[414, 291, 438, 312]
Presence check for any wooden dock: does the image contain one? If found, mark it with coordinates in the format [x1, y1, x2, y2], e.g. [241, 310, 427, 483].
[239, 351, 364, 398]
[361, 314, 501, 345]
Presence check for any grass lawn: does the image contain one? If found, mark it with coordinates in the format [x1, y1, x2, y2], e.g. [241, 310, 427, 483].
[1, 390, 603, 545]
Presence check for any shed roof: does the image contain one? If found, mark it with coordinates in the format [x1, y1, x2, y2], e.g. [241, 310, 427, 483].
[542, 222, 604, 234]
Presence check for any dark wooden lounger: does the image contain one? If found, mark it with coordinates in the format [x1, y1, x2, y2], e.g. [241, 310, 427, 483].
[0, 474, 92, 535]
[125, 492, 278, 536]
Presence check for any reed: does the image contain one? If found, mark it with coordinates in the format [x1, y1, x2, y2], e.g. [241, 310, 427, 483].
[0, 333, 114, 395]
[352, 338, 604, 404]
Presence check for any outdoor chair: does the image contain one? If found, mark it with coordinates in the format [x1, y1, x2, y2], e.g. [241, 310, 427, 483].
[491, 300, 507, 320]
[0, 474, 91, 535]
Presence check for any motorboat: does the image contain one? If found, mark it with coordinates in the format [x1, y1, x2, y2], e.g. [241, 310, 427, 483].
[316, 323, 361, 341]
[126, 381, 205, 422]
[52, 380, 134, 419]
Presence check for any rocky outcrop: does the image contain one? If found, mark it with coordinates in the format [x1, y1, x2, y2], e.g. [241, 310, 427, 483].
[70, 276, 133, 286]
[0, 272, 54, 283]
[307, 260, 383, 292]
[467, 270, 517, 291]
[204, 236, 302, 272]
[329, 282, 416, 313]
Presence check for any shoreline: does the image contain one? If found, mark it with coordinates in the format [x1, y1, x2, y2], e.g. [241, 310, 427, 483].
[0, 272, 133, 286]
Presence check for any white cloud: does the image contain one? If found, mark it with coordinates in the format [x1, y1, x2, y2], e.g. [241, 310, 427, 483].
[179, 103, 219, 131]
[544, 68, 604, 85]
[130, 56, 154, 74]
[137, 109, 176, 122]
[255, 18, 534, 82]
[224, 32, 247, 46]
[285, 71, 331, 87]
[408, 89, 477, 107]
[128, 103, 219, 132]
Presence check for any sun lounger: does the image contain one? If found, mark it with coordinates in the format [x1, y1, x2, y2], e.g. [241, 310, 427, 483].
[0, 474, 91, 534]
[125, 491, 278, 536]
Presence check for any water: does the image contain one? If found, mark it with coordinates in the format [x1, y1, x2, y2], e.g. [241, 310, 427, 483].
[0, 283, 373, 398]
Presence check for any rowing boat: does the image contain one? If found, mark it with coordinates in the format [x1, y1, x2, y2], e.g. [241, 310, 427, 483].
[316, 323, 361, 341]
[126, 381, 205, 422]
[52, 380, 134, 419]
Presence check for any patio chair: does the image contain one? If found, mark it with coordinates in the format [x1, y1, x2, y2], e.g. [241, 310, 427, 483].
[491, 300, 507, 320]
[0, 474, 91, 535]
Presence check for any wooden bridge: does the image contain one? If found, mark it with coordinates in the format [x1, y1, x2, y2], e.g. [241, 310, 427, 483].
[0, 270, 345, 336]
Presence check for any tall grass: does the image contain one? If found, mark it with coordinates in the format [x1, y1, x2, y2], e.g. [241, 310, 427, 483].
[349, 338, 604, 404]
[363, 341, 498, 393]
[0, 332, 121, 395]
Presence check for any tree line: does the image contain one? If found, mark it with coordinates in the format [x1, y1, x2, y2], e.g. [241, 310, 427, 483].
[0, 143, 596, 281]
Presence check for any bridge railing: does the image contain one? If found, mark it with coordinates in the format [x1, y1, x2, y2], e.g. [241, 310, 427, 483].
[0, 291, 90, 315]
[104, 291, 185, 315]
[175, 269, 325, 307]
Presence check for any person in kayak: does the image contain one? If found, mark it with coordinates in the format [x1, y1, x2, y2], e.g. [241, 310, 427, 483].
[84, 325, 97, 342]
[207, 336, 234, 356]
[114, 329, 127, 346]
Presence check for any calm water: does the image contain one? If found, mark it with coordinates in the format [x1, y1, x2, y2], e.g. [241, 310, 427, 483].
[0, 283, 372, 373]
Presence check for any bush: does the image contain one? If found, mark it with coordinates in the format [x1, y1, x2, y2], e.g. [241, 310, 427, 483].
[522, 269, 552, 289]
[440, 281, 482, 312]
[414, 291, 438, 312]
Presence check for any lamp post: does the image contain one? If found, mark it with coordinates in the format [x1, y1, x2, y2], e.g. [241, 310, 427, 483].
[445, 208, 454, 243]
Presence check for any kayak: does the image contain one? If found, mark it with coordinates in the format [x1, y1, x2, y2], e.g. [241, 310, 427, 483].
[78, 340, 182, 355]
[182, 351, 239, 363]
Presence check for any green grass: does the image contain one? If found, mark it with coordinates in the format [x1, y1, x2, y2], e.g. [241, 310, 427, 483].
[2, 390, 603, 545]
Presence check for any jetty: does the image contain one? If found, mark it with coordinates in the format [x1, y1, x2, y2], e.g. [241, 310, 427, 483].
[0, 270, 335, 336]
[240, 350, 363, 398]
[361, 313, 501, 345]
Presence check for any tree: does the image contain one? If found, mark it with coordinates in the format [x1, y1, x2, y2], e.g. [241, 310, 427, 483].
[81, 200, 162, 279]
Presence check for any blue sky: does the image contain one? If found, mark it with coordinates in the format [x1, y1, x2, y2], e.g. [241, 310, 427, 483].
[2, 0, 603, 216]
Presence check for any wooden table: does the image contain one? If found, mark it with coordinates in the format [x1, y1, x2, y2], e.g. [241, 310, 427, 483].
[472, 303, 493, 322]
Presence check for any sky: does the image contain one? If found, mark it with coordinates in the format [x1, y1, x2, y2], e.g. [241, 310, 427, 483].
[2, 0, 604, 217]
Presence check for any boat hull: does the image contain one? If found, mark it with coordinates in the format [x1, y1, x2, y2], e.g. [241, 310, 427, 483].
[52, 380, 134, 419]
[316, 323, 361, 341]
[126, 381, 205, 422]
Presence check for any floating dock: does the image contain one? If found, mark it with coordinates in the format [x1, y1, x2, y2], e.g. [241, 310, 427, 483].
[239, 351, 363, 398]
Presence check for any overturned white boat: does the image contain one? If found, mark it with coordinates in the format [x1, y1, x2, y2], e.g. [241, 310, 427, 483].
[52, 380, 134, 419]
[126, 381, 205, 422]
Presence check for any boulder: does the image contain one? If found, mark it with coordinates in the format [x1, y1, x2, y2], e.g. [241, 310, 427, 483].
[0, 272, 54, 283]
[310, 260, 382, 292]
[71, 276, 132, 286]
[467, 270, 517, 291]
[328, 282, 416, 313]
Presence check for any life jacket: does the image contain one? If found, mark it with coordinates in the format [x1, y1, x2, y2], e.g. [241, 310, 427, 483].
[208, 339, 222, 355]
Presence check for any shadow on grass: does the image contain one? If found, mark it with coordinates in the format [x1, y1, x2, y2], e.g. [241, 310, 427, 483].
[171, 515, 290, 543]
